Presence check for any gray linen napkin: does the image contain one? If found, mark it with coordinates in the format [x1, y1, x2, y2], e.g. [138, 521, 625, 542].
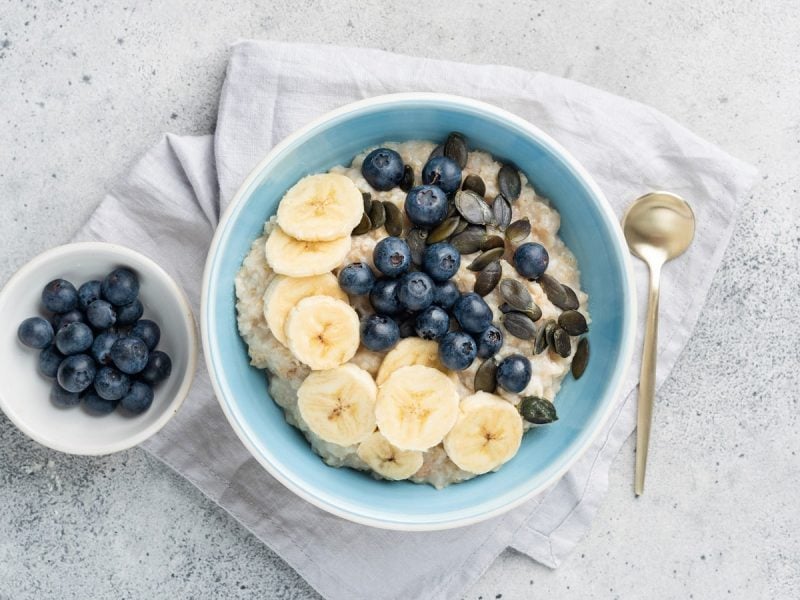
[76, 40, 757, 600]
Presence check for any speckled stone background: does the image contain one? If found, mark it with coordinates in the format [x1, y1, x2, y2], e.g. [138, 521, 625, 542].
[1, 1, 798, 599]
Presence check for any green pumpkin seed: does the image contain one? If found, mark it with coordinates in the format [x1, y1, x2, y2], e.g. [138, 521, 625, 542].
[455, 190, 494, 225]
[553, 327, 571, 358]
[369, 199, 386, 230]
[444, 132, 468, 168]
[474, 358, 498, 393]
[352, 213, 372, 235]
[462, 174, 486, 197]
[453, 218, 469, 235]
[427, 216, 461, 244]
[520, 396, 558, 424]
[429, 144, 444, 160]
[560, 284, 579, 310]
[499, 279, 532, 312]
[492, 194, 512, 231]
[538, 273, 570, 309]
[533, 318, 554, 354]
[362, 192, 372, 215]
[481, 235, 505, 251]
[451, 228, 486, 254]
[498, 164, 521, 201]
[383, 201, 403, 236]
[474, 261, 502, 296]
[545, 320, 557, 350]
[572, 338, 589, 379]
[467, 247, 505, 271]
[407, 228, 429, 265]
[505, 218, 531, 244]
[558, 310, 588, 335]
[502, 311, 537, 340]
[400, 165, 414, 192]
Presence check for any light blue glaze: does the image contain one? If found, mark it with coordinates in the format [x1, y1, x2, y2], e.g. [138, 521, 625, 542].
[203, 95, 635, 529]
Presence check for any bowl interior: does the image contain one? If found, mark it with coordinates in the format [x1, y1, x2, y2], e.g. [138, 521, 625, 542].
[0, 243, 196, 455]
[205, 96, 633, 528]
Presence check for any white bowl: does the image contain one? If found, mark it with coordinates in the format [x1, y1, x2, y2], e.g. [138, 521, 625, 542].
[0, 242, 198, 455]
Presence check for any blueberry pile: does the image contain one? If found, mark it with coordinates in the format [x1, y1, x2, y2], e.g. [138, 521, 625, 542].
[16, 268, 172, 415]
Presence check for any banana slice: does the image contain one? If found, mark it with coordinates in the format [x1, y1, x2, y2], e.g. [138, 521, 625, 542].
[265, 225, 351, 277]
[357, 431, 423, 480]
[277, 173, 363, 241]
[286, 295, 360, 370]
[444, 392, 523, 475]
[297, 363, 377, 447]
[263, 274, 348, 346]
[375, 338, 451, 386]
[375, 365, 459, 451]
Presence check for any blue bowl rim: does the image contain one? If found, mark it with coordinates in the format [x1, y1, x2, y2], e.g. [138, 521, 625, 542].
[201, 92, 637, 531]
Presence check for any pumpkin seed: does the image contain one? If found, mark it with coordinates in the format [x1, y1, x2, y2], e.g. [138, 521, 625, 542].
[558, 310, 588, 335]
[455, 190, 494, 225]
[553, 327, 571, 358]
[444, 132, 468, 168]
[429, 144, 444, 160]
[502, 311, 537, 340]
[352, 212, 371, 235]
[498, 164, 521, 201]
[427, 215, 461, 244]
[467, 247, 505, 271]
[505, 218, 531, 244]
[561, 285, 579, 310]
[520, 396, 558, 424]
[453, 218, 469, 235]
[462, 174, 486, 197]
[545, 320, 557, 350]
[474, 358, 498, 393]
[474, 261, 502, 296]
[492, 194, 512, 231]
[399, 165, 414, 192]
[362, 192, 372, 215]
[481, 235, 505, 251]
[499, 279, 532, 312]
[451, 228, 486, 254]
[572, 338, 589, 379]
[447, 198, 458, 218]
[383, 201, 403, 236]
[369, 199, 386, 230]
[399, 315, 417, 338]
[538, 273, 570, 309]
[407, 228, 429, 265]
[533, 319, 554, 354]
[499, 303, 540, 322]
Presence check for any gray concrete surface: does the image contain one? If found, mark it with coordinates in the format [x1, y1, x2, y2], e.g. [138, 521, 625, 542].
[1, 1, 798, 598]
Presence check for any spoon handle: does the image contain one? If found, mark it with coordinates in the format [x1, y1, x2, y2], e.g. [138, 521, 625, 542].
[635, 262, 662, 496]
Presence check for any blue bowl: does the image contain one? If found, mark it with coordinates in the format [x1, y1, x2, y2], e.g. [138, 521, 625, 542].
[202, 94, 636, 530]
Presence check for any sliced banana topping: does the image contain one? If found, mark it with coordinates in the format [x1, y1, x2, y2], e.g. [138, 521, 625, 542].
[286, 296, 360, 370]
[444, 392, 523, 475]
[357, 431, 423, 481]
[265, 225, 351, 277]
[375, 338, 451, 386]
[277, 173, 363, 241]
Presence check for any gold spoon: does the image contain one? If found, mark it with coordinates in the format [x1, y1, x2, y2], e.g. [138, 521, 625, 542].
[622, 192, 696, 496]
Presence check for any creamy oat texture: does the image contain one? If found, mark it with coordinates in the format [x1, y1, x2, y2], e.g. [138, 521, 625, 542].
[234, 140, 589, 489]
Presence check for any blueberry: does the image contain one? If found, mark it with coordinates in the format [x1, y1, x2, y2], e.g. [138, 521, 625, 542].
[513, 243, 550, 279]
[476, 325, 504, 359]
[496, 354, 532, 393]
[52, 309, 84, 332]
[453, 293, 493, 334]
[373, 237, 411, 277]
[338, 262, 376, 296]
[93, 366, 131, 400]
[56, 354, 96, 393]
[86, 300, 117, 330]
[91, 331, 120, 365]
[50, 383, 81, 408]
[397, 272, 435, 312]
[83, 391, 118, 415]
[438, 331, 477, 371]
[360, 314, 400, 352]
[115, 299, 143, 326]
[404, 185, 449, 228]
[421, 156, 462, 194]
[432, 280, 460, 310]
[41, 279, 78, 313]
[120, 381, 154, 414]
[361, 147, 404, 191]
[110, 336, 149, 374]
[139, 350, 172, 385]
[415, 306, 450, 341]
[129, 319, 160, 351]
[77, 280, 102, 311]
[101, 268, 139, 306]
[369, 278, 403, 316]
[38, 345, 64, 378]
[17, 316, 54, 349]
[55, 322, 94, 355]
[422, 242, 461, 281]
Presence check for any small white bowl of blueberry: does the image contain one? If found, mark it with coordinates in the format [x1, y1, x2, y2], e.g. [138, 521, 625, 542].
[0, 242, 197, 455]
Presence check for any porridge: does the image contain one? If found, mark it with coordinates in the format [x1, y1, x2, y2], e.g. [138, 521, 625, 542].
[235, 133, 590, 489]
